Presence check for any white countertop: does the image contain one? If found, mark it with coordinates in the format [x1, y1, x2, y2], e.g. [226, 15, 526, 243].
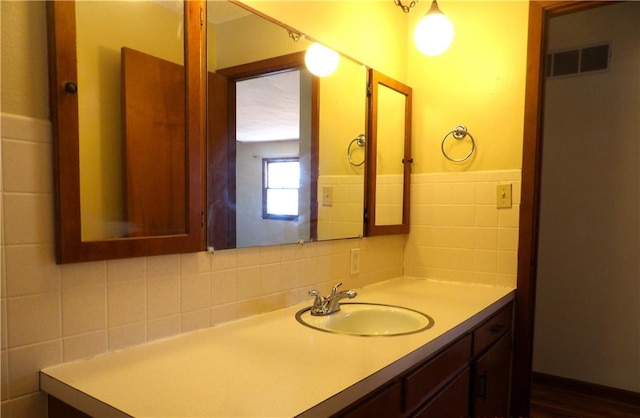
[40, 277, 514, 418]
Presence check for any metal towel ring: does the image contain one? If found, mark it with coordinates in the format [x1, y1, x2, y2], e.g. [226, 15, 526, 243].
[441, 125, 476, 162]
[347, 134, 366, 166]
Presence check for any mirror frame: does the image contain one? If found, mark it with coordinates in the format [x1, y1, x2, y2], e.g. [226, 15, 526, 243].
[364, 69, 412, 236]
[46, 0, 206, 263]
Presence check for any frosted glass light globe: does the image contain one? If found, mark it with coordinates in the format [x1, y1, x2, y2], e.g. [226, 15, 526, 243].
[414, 12, 454, 56]
[305, 43, 339, 77]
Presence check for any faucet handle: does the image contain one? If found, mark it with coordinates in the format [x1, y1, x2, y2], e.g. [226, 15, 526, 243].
[331, 282, 343, 296]
[308, 289, 323, 307]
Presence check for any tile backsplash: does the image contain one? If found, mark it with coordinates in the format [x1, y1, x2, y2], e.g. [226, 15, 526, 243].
[0, 113, 519, 417]
[404, 171, 520, 287]
[0, 113, 405, 416]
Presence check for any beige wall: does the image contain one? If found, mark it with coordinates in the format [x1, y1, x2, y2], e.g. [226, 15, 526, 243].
[0, 1, 49, 119]
[76, 1, 185, 240]
[407, 1, 528, 173]
[1, 1, 530, 416]
[533, 1, 640, 392]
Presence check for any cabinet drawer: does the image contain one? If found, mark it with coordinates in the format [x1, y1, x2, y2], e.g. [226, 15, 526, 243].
[473, 303, 513, 357]
[404, 334, 472, 414]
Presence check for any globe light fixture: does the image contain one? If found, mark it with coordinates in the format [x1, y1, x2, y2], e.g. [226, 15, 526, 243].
[414, 0, 454, 56]
[304, 43, 339, 77]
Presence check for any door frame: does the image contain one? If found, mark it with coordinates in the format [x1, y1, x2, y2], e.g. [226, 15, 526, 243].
[209, 52, 319, 249]
[511, 1, 619, 416]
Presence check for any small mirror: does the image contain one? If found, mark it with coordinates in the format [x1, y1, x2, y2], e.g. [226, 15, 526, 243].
[365, 69, 412, 236]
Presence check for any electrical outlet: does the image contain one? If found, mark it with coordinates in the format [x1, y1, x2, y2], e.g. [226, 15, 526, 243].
[496, 184, 512, 208]
[350, 248, 360, 275]
[322, 187, 333, 206]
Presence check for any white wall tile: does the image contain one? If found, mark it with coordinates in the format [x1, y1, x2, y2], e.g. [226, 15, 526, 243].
[147, 277, 180, 320]
[8, 340, 61, 398]
[61, 264, 106, 337]
[7, 294, 60, 348]
[2, 194, 54, 245]
[62, 331, 107, 363]
[4, 245, 59, 297]
[107, 279, 146, 327]
[210, 269, 237, 306]
[180, 273, 210, 313]
[108, 322, 146, 351]
[1, 140, 52, 194]
[147, 316, 180, 342]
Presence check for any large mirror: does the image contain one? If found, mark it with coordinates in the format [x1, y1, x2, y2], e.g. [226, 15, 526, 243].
[47, 1, 205, 263]
[48, 0, 411, 263]
[206, 1, 368, 250]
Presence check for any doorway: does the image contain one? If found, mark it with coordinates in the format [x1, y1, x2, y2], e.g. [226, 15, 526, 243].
[512, 1, 640, 416]
[533, 0, 640, 392]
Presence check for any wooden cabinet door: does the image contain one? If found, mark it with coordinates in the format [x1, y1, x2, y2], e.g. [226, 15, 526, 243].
[122, 47, 186, 237]
[341, 381, 403, 418]
[412, 368, 470, 418]
[472, 333, 511, 417]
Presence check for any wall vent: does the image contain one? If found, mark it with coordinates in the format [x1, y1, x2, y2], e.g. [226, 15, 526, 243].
[546, 42, 611, 78]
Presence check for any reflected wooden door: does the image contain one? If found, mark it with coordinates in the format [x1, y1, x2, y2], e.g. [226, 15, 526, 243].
[122, 47, 186, 237]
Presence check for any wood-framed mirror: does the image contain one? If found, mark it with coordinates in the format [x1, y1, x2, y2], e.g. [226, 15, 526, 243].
[364, 69, 412, 236]
[47, 0, 206, 263]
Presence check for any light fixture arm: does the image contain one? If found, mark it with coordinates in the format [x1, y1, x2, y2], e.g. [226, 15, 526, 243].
[394, 0, 419, 14]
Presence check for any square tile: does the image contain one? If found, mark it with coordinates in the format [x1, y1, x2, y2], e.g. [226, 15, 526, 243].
[181, 273, 210, 313]
[147, 276, 180, 320]
[107, 279, 146, 327]
[7, 293, 60, 347]
[62, 331, 107, 363]
[4, 244, 59, 297]
[8, 340, 61, 397]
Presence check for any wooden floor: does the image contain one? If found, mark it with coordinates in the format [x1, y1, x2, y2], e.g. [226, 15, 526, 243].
[530, 377, 640, 418]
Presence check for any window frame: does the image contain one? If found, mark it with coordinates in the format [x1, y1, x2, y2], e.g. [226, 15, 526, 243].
[262, 157, 300, 221]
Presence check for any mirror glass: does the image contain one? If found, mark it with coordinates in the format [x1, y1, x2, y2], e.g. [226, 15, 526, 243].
[375, 83, 406, 226]
[364, 69, 412, 236]
[206, 1, 367, 250]
[75, 1, 186, 241]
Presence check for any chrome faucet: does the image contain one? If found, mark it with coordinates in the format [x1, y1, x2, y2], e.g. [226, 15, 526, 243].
[308, 282, 357, 316]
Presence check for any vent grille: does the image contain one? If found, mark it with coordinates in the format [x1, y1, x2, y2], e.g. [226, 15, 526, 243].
[546, 43, 611, 78]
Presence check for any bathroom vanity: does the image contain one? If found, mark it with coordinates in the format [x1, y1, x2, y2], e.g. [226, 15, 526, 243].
[40, 277, 514, 417]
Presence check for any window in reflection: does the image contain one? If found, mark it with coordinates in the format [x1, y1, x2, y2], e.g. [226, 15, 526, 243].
[263, 158, 300, 220]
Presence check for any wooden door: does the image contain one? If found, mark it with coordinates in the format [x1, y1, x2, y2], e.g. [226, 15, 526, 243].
[122, 47, 186, 237]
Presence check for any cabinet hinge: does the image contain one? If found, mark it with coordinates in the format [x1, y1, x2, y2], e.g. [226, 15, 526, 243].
[201, 211, 205, 227]
[367, 83, 372, 97]
[200, 8, 204, 28]
[363, 209, 368, 223]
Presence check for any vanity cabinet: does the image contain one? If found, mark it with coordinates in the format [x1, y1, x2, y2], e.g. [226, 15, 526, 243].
[335, 302, 513, 418]
[41, 283, 514, 418]
[470, 304, 513, 417]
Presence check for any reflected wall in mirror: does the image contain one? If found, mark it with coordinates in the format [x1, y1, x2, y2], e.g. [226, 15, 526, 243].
[365, 69, 412, 236]
[206, 1, 367, 250]
[76, 0, 185, 240]
[47, 0, 205, 263]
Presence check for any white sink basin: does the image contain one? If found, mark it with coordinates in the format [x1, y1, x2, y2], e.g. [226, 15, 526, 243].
[296, 303, 434, 336]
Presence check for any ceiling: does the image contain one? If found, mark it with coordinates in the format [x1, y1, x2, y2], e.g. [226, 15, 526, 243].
[236, 70, 301, 143]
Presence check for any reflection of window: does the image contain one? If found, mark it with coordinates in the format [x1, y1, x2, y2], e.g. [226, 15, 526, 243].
[263, 158, 299, 221]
